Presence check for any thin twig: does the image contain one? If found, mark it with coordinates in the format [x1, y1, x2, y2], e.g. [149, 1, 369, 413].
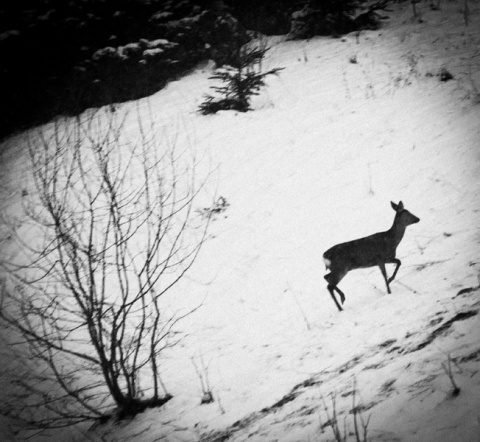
[441, 354, 460, 396]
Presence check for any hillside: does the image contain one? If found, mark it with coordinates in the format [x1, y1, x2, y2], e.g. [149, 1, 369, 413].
[0, 1, 480, 441]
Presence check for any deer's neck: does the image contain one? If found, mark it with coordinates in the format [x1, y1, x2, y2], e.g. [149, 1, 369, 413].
[389, 215, 406, 247]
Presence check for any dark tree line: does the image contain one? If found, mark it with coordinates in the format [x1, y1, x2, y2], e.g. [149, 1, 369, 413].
[0, 0, 388, 140]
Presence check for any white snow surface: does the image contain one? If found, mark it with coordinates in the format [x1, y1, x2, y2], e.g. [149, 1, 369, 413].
[1, 2, 480, 441]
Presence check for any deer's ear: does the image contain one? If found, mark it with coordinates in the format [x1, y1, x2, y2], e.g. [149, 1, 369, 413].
[391, 201, 398, 211]
[398, 201, 404, 210]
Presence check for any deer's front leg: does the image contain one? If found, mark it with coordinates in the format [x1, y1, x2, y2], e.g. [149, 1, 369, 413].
[387, 258, 402, 283]
[379, 263, 391, 294]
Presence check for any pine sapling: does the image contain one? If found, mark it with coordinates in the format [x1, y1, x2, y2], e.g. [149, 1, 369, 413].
[199, 45, 283, 114]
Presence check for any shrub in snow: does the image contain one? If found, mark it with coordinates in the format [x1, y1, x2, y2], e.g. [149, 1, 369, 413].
[91, 39, 179, 66]
[225, 0, 292, 36]
[0, 111, 211, 429]
[199, 45, 283, 114]
[289, 5, 324, 39]
[197, 196, 230, 220]
[68, 37, 184, 119]
[288, 0, 387, 39]
[202, 12, 250, 66]
[154, 9, 249, 67]
[439, 67, 454, 82]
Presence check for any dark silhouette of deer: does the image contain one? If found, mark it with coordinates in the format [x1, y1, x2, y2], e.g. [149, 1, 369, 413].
[323, 201, 420, 311]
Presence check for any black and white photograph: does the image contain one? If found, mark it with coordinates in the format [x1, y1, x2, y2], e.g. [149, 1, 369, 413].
[0, 1, 479, 441]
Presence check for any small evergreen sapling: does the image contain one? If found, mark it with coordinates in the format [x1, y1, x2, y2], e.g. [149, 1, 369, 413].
[199, 45, 283, 114]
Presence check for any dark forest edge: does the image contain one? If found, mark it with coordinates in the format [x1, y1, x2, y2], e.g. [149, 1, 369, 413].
[0, 0, 390, 140]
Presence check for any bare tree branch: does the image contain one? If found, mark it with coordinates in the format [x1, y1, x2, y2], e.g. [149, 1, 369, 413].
[0, 108, 213, 434]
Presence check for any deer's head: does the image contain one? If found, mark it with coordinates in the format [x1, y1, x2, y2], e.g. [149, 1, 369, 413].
[391, 201, 420, 226]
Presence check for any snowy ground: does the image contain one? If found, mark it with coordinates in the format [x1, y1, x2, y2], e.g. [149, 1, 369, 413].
[1, 1, 480, 441]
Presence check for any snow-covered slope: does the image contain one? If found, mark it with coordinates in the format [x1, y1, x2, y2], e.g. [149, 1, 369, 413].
[1, 2, 479, 441]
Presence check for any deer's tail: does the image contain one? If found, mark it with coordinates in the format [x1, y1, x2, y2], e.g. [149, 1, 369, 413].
[323, 257, 331, 270]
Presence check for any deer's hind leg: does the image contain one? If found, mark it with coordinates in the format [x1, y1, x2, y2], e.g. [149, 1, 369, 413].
[324, 270, 347, 312]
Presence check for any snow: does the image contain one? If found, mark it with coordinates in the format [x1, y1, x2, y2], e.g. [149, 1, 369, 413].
[1, 1, 480, 441]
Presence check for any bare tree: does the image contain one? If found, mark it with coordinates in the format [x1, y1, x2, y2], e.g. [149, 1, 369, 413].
[0, 108, 212, 433]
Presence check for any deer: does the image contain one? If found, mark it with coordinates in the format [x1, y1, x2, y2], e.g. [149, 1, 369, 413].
[323, 201, 420, 312]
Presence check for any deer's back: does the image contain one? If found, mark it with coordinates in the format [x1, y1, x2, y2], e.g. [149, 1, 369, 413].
[323, 231, 395, 270]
